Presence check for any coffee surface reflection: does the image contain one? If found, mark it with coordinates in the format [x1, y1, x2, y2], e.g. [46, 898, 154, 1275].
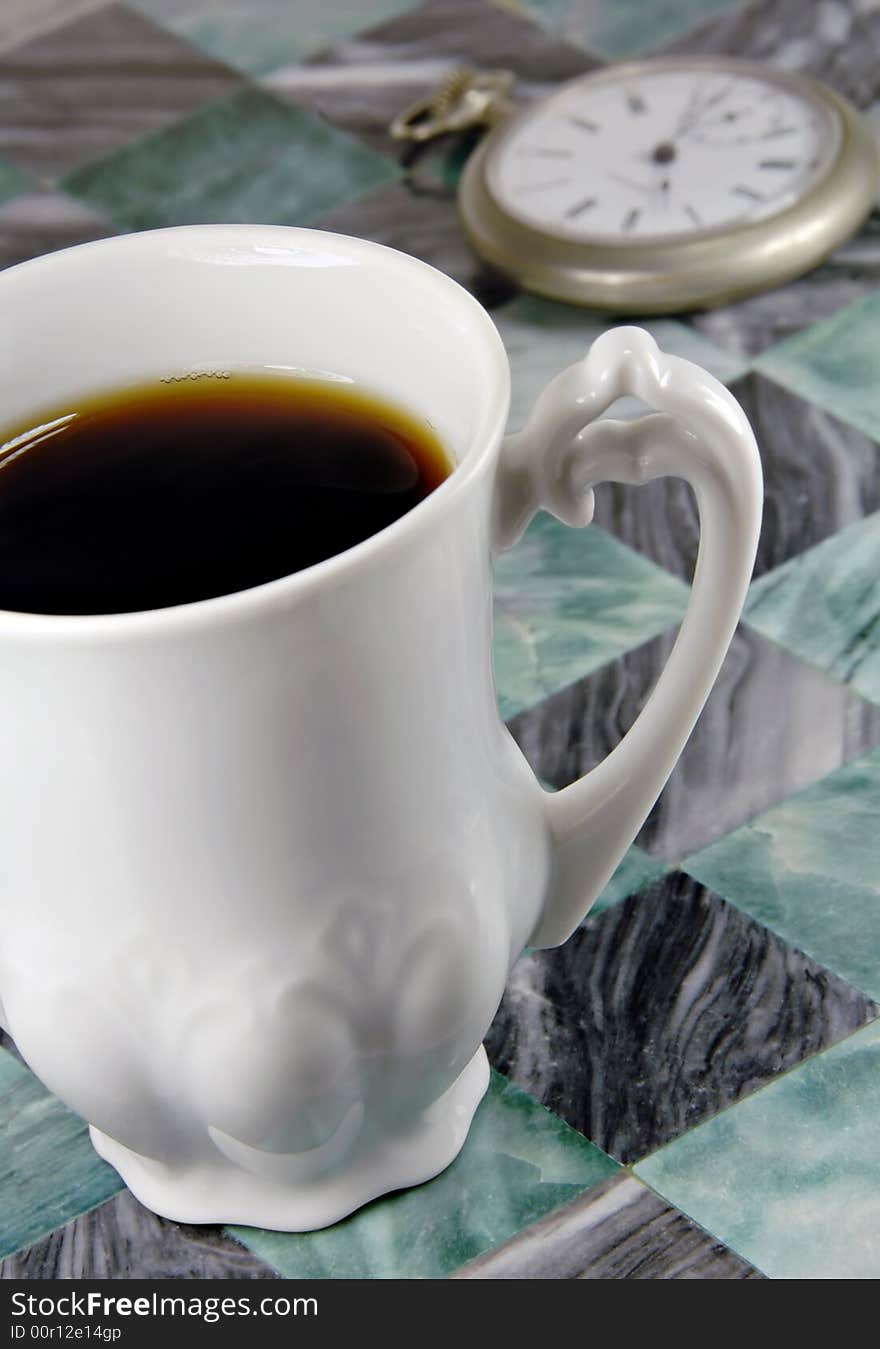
[0, 374, 452, 615]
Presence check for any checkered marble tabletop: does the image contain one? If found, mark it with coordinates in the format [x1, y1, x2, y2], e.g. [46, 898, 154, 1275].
[1, 0, 879, 1282]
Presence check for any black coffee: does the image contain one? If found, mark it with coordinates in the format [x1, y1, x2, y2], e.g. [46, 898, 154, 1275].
[0, 374, 453, 615]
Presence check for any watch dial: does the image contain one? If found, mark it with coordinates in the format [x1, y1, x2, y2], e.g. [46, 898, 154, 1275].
[487, 65, 841, 243]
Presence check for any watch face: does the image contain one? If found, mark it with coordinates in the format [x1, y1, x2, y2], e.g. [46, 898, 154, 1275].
[487, 63, 842, 244]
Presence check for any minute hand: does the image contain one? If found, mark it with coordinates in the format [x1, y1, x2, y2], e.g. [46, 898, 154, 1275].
[671, 79, 735, 140]
[670, 85, 704, 140]
[608, 170, 655, 195]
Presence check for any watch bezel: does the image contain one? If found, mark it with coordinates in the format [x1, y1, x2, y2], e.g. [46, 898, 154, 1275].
[458, 56, 880, 313]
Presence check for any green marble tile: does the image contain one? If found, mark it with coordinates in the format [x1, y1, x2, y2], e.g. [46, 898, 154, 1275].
[493, 512, 689, 719]
[0, 1048, 123, 1260]
[0, 157, 31, 208]
[129, 0, 419, 76]
[635, 1019, 880, 1279]
[521, 0, 743, 59]
[743, 511, 880, 707]
[535, 775, 668, 914]
[495, 294, 748, 434]
[592, 843, 668, 914]
[62, 87, 399, 233]
[685, 746, 880, 1000]
[229, 1070, 617, 1278]
[756, 290, 880, 444]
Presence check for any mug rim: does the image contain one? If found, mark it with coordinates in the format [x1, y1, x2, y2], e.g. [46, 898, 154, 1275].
[0, 224, 511, 638]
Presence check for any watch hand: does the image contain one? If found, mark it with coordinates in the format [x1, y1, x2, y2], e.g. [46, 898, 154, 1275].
[671, 84, 704, 140]
[608, 170, 655, 195]
[672, 79, 737, 141]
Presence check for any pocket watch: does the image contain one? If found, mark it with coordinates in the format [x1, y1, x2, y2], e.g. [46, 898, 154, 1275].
[391, 57, 880, 313]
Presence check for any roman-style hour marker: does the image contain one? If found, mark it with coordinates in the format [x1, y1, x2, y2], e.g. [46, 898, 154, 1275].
[565, 195, 597, 219]
[626, 90, 646, 114]
[758, 158, 796, 169]
[732, 184, 764, 201]
[684, 203, 703, 227]
[518, 177, 572, 193]
[622, 207, 640, 231]
[570, 115, 599, 132]
[517, 147, 574, 158]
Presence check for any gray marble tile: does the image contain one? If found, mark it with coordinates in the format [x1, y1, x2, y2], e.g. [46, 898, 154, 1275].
[312, 177, 519, 308]
[130, 0, 422, 77]
[728, 371, 880, 575]
[690, 213, 880, 359]
[686, 745, 880, 1001]
[262, 0, 601, 164]
[0, 189, 113, 271]
[509, 623, 880, 863]
[485, 871, 879, 1164]
[635, 1017, 880, 1279]
[753, 289, 880, 445]
[0, 3, 245, 179]
[453, 1172, 764, 1278]
[660, 0, 880, 108]
[496, 293, 749, 430]
[589, 476, 700, 589]
[745, 510, 880, 709]
[587, 368, 880, 586]
[0, 1, 111, 56]
[62, 87, 399, 233]
[0, 1190, 278, 1279]
[521, 0, 745, 62]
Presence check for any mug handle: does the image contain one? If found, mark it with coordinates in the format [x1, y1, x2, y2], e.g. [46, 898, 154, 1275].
[494, 327, 763, 948]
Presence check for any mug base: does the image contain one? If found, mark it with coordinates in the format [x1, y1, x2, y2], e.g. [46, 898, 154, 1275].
[88, 1046, 490, 1232]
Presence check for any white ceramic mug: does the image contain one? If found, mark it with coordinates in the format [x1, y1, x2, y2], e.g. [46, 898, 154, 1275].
[0, 226, 761, 1230]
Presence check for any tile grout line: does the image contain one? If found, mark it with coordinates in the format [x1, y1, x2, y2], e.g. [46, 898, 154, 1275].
[627, 1015, 880, 1278]
[5, 1007, 870, 1277]
[0, 1044, 620, 1273]
[58, 81, 403, 204]
[630, 1010, 880, 1179]
[675, 842, 880, 1001]
[2, 867, 876, 1268]
[740, 608, 880, 710]
[629, 1165, 772, 1278]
